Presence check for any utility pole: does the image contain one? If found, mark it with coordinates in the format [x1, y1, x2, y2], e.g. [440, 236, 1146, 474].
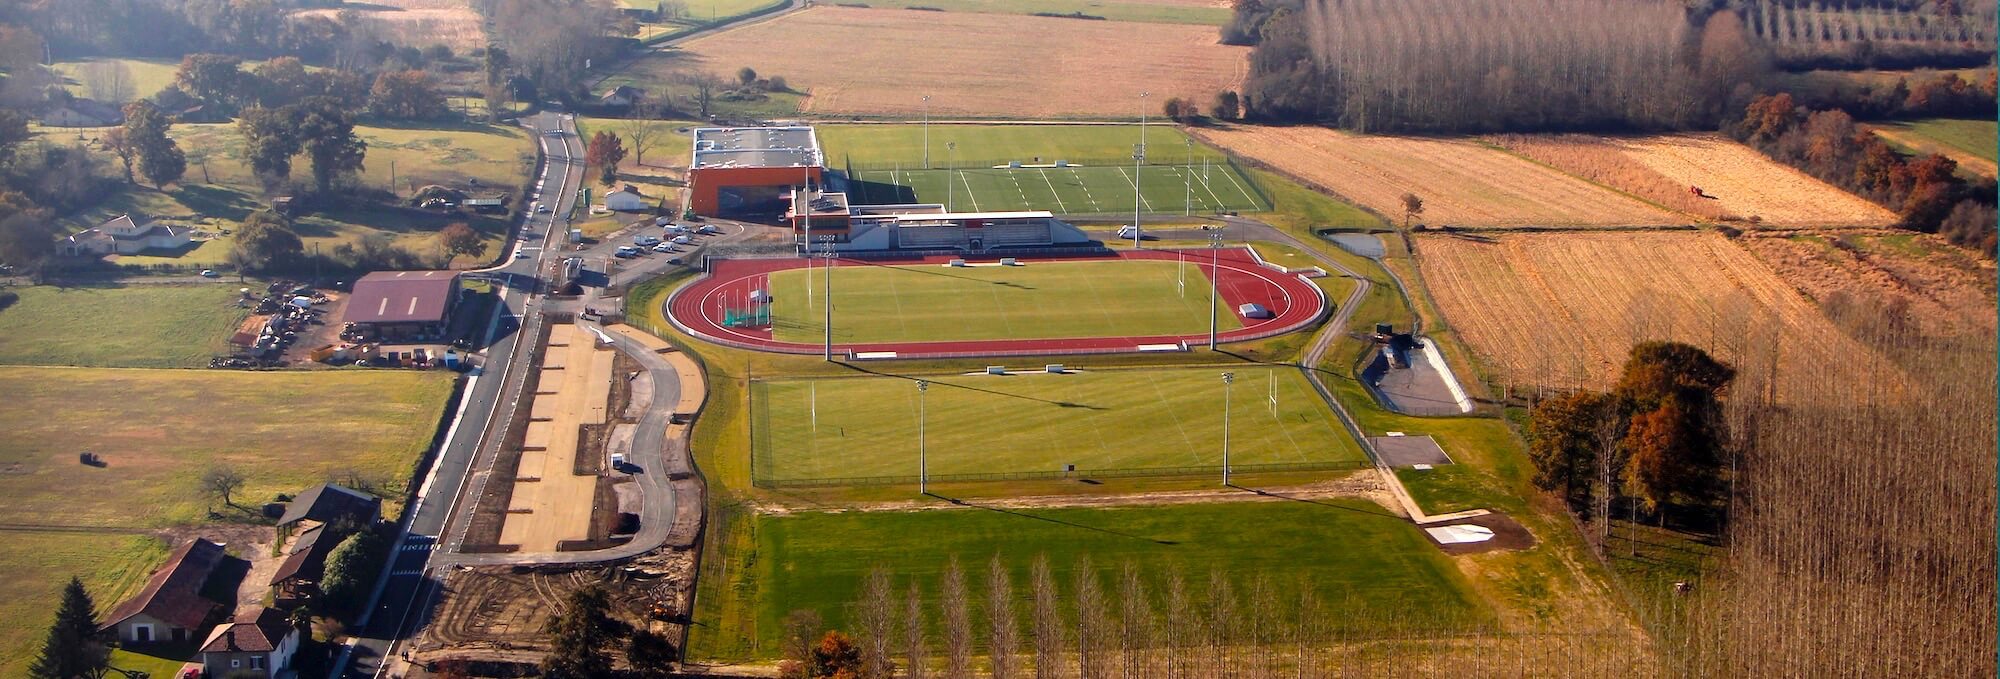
[1221, 372, 1235, 486]
[1208, 231, 1222, 349]
[922, 95, 932, 170]
[917, 379, 929, 494]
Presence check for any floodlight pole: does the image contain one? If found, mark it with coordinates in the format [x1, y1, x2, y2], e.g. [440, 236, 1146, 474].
[1185, 138, 1193, 216]
[1134, 91, 1148, 249]
[1221, 372, 1235, 486]
[922, 96, 932, 170]
[946, 141, 957, 212]
[1208, 232, 1222, 349]
[917, 380, 929, 495]
[821, 235, 836, 361]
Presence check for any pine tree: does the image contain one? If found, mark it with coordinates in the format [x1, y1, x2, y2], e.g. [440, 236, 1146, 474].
[29, 577, 107, 679]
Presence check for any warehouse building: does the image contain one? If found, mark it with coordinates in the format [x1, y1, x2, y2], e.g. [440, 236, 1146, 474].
[341, 270, 462, 341]
[786, 188, 1093, 253]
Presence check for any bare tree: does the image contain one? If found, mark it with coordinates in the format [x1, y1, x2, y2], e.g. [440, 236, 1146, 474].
[81, 60, 134, 103]
[1162, 569, 1192, 679]
[1400, 192, 1424, 229]
[622, 119, 659, 168]
[780, 609, 823, 665]
[987, 556, 1019, 679]
[858, 567, 897, 679]
[201, 465, 244, 508]
[904, 580, 929, 679]
[678, 72, 724, 119]
[1031, 556, 1063, 679]
[941, 557, 973, 679]
[1202, 570, 1236, 679]
[1117, 563, 1152, 679]
[1073, 557, 1109, 679]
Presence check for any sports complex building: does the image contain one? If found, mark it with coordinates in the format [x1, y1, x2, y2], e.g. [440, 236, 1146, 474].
[785, 189, 1094, 253]
[686, 126, 824, 216]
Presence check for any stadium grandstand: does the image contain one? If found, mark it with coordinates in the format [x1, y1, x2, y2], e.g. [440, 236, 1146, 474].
[687, 126, 824, 216]
[787, 188, 1094, 254]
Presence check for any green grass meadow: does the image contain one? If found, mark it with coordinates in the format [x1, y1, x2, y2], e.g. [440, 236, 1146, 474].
[50, 57, 182, 101]
[819, 124, 1229, 167]
[0, 366, 455, 528]
[1876, 117, 1998, 162]
[766, 259, 1240, 344]
[0, 284, 248, 368]
[751, 367, 1365, 483]
[720, 501, 1492, 658]
[0, 531, 169, 678]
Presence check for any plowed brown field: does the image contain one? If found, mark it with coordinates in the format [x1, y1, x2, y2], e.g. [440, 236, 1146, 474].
[668, 7, 1248, 118]
[1415, 231, 1897, 400]
[1489, 133, 1896, 228]
[1199, 125, 1679, 227]
[295, 0, 484, 51]
[1743, 232, 1997, 339]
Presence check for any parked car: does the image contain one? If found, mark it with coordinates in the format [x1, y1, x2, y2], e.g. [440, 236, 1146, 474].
[200, 269, 220, 278]
[672, 235, 692, 244]
[651, 243, 673, 253]
[698, 225, 720, 235]
[634, 235, 662, 246]
[615, 245, 641, 258]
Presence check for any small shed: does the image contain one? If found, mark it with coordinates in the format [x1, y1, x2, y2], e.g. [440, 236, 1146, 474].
[1237, 303, 1272, 319]
[605, 185, 650, 212]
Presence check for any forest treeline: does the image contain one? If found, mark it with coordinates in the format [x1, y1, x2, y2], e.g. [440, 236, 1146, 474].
[1231, 0, 1996, 133]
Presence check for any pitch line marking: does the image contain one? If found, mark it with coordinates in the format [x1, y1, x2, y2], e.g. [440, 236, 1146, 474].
[1067, 167, 1102, 211]
[1117, 166, 1156, 212]
[1215, 164, 1261, 209]
[958, 170, 982, 212]
[1035, 169, 1070, 213]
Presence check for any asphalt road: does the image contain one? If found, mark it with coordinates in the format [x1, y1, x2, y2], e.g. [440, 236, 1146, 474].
[335, 110, 585, 678]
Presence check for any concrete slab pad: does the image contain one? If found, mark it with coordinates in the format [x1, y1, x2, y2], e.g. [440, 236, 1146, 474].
[1370, 435, 1453, 467]
[522, 421, 553, 450]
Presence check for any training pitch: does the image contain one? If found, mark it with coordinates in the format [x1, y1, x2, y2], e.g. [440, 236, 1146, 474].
[766, 259, 1240, 344]
[847, 164, 1266, 216]
[751, 367, 1368, 485]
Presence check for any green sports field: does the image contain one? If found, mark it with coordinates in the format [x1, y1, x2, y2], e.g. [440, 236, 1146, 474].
[768, 259, 1240, 344]
[750, 368, 1367, 484]
[822, 124, 1268, 215]
[699, 501, 1491, 658]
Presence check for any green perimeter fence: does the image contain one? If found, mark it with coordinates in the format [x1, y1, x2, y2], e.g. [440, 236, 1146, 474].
[747, 377, 1367, 488]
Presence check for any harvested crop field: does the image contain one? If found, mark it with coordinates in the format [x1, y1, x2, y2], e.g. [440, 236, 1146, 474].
[1741, 232, 1996, 339]
[657, 7, 1248, 118]
[1414, 231, 1895, 400]
[294, 0, 485, 52]
[1198, 125, 1678, 227]
[1490, 133, 1896, 227]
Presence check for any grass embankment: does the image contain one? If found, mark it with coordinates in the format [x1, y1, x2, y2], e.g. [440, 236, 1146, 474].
[0, 532, 167, 679]
[0, 366, 454, 528]
[742, 501, 1492, 657]
[37, 122, 532, 268]
[0, 284, 248, 368]
[753, 367, 1363, 483]
[767, 260, 1239, 343]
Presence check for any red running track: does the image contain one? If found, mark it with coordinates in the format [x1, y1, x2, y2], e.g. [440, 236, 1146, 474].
[664, 248, 1328, 359]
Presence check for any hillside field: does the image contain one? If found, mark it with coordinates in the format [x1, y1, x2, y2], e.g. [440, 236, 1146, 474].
[1870, 118, 1998, 178]
[295, 0, 487, 51]
[765, 259, 1243, 344]
[751, 367, 1364, 484]
[1412, 231, 1896, 400]
[824, 0, 1230, 25]
[698, 500, 1491, 659]
[0, 367, 454, 528]
[37, 122, 531, 268]
[624, 7, 1249, 118]
[1198, 125, 1680, 227]
[1487, 133, 1898, 227]
[1741, 231, 1997, 340]
[0, 284, 247, 368]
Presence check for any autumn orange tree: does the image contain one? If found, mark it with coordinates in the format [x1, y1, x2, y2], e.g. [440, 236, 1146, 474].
[587, 131, 626, 187]
[1528, 341, 1734, 521]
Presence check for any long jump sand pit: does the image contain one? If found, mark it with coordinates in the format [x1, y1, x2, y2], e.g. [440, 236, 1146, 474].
[1414, 231, 1899, 403]
[656, 7, 1247, 118]
[1197, 125, 1681, 227]
[499, 324, 616, 553]
[1487, 133, 1898, 227]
